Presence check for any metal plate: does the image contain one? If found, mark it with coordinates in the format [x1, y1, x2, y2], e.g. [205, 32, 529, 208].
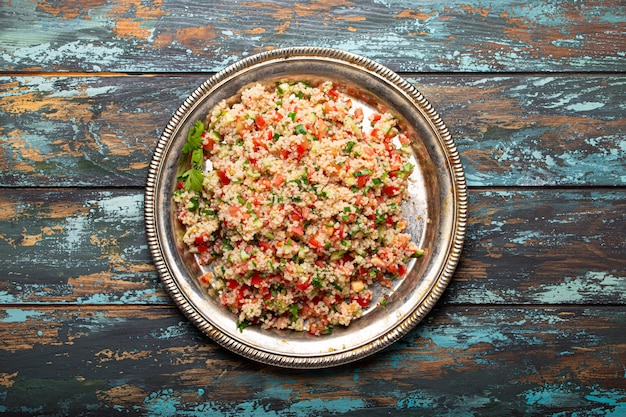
[145, 47, 467, 368]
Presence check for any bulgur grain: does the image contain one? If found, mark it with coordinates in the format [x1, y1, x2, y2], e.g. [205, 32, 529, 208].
[174, 80, 421, 335]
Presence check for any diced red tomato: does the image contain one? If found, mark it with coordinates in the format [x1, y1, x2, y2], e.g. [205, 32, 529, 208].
[258, 178, 271, 191]
[382, 185, 400, 196]
[295, 140, 308, 159]
[203, 139, 215, 152]
[197, 244, 207, 253]
[327, 89, 339, 100]
[250, 273, 264, 287]
[336, 224, 345, 239]
[296, 278, 311, 291]
[314, 119, 328, 139]
[176, 181, 185, 190]
[290, 208, 303, 221]
[385, 128, 397, 141]
[227, 280, 239, 290]
[308, 237, 324, 249]
[398, 264, 407, 276]
[201, 131, 215, 151]
[258, 241, 271, 251]
[254, 114, 266, 129]
[272, 173, 285, 187]
[234, 287, 246, 308]
[385, 215, 396, 226]
[291, 225, 304, 236]
[356, 174, 370, 188]
[194, 236, 205, 245]
[217, 169, 230, 185]
[352, 293, 371, 308]
[252, 135, 268, 151]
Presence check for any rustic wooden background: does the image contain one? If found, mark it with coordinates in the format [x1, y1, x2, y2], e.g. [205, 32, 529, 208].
[1, 0, 625, 415]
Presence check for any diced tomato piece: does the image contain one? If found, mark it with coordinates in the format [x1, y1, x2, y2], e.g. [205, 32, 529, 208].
[290, 208, 303, 221]
[203, 139, 215, 152]
[327, 89, 339, 100]
[258, 178, 271, 191]
[385, 129, 397, 141]
[356, 174, 370, 188]
[197, 244, 207, 253]
[382, 185, 400, 196]
[296, 278, 311, 291]
[227, 279, 239, 290]
[234, 287, 246, 308]
[250, 273, 264, 287]
[258, 241, 271, 251]
[217, 170, 230, 185]
[314, 119, 328, 139]
[194, 236, 205, 245]
[354, 297, 370, 307]
[272, 173, 285, 187]
[176, 181, 185, 190]
[398, 264, 407, 276]
[295, 140, 308, 159]
[308, 237, 324, 249]
[352, 293, 371, 308]
[337, 224, 345, 239]
[291, 225, 304, 236]
[228, 206, 239, 217]
[372, 113, 382, 123]
[323, 102, 336, 114]
[252, 136, 268, 151]
[385, 215, 396, 226]
[255, 114, 266, 129]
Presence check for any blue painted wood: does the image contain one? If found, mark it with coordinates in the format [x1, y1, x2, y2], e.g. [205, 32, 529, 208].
[0, 306, 624, 416]
[1, 75, 624, 187]
[0, 0, 624, 73]
[0, 189, 623, 306]
[1, 0, 624, 414]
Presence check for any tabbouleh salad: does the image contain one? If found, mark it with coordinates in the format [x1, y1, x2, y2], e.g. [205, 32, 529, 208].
[173, 80, 423, 336]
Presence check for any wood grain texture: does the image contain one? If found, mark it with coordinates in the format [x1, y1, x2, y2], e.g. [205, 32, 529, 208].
[1, 189, 624, 306]
[1, 1, 625, 414]
[0, 0, 624, 73]
[1, 75, 624, 187]
[0, 305, 624, 416]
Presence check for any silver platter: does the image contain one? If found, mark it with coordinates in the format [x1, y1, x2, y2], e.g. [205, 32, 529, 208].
[145, 47, 467, 368]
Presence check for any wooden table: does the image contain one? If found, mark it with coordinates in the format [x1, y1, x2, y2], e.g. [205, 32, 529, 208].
[1, 1, 624, 415]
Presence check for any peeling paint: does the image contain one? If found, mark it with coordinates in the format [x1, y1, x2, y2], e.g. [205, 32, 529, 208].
[531, 271, 626, 304]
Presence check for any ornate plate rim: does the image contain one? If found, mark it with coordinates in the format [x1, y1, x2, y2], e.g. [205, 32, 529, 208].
[144, 46, 467, 369]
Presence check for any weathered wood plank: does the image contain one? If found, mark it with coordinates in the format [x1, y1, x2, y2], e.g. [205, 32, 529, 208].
[1, 189, 624, 306]
[1, 75, 624, 187]
[0, 305, 624, 415]
[0, 189, 164, 305]
[1, 0, 624, 73]
[451, 189, 626, 305]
